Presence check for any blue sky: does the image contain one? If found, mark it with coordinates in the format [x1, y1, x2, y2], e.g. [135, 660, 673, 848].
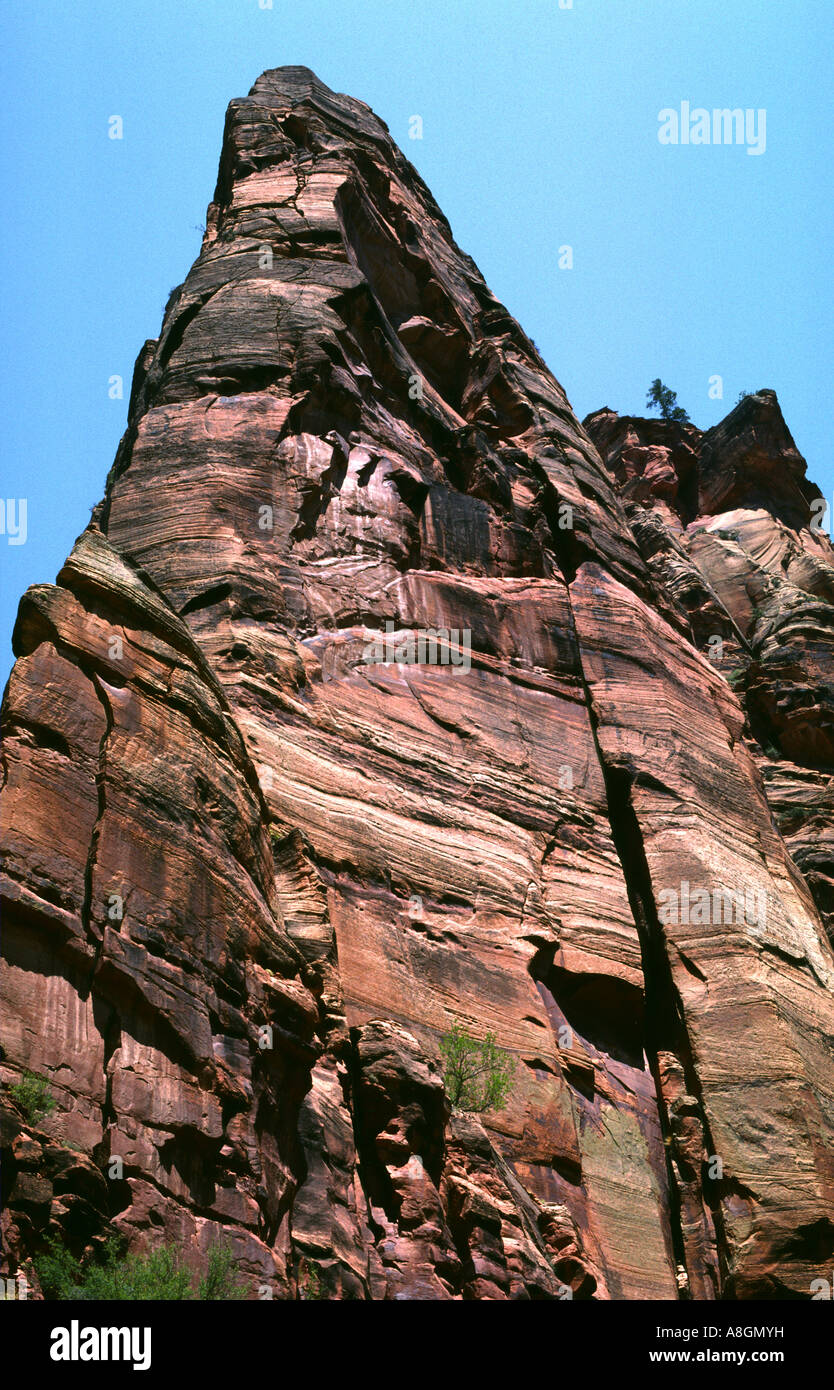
[1, 0, 832, 688]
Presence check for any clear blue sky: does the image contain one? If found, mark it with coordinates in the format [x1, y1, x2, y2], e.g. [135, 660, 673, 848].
[1, 0, 832, 688]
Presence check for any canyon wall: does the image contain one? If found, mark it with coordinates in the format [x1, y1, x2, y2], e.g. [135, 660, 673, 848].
[2, 67, 833, 1300]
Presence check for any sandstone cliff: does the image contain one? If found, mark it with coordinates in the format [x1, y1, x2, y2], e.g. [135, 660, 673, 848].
[2, 67, 833, 1301]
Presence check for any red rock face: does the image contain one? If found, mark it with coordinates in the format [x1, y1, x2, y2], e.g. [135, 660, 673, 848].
[2, 67, 833, 1301]
[585, 395, 834, 950]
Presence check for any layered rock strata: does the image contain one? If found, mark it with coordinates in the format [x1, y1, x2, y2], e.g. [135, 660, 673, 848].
[2, 67, 833, 1300]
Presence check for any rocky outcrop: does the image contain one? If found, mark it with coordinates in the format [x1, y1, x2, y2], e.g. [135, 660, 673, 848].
[1, 529, 319, 1293]
[585, 393, 834, 949]
[2, 68, 833, 1300]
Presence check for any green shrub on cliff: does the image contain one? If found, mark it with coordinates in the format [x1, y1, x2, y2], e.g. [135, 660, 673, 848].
[9, 1071, 56, 1124]
[298, 1258, 322, 1300]
[439, 1023, 515, 1113]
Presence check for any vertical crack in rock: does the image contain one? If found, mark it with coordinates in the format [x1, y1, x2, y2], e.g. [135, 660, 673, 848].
[577, 686, 721, 1298]
[80, 669, 115, 991]
[551, 572, 695, 1295]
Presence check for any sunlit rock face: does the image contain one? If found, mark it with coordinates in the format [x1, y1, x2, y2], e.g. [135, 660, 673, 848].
[585, 392, 834, 951]
[2, 68, 833, 1301]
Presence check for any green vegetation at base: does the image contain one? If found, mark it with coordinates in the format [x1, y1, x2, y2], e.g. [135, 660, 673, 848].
[35, 1237, 247, 1301]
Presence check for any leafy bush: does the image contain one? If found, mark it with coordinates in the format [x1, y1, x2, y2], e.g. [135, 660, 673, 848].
[439, 1023, 516, 1113]
[84, 1244, 194, 1301]
[35, 1242, 85, 1301]
[9, 1071, 56, 1124]
[298, 1258, 322, 1300]
[646, 379, 691, 424]
[36, 1237, 245, 1301]
[198, 1241, 247, 1300]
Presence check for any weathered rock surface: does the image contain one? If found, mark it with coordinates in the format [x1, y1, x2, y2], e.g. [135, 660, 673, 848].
[1, 529, 319, 1292]
[585, 394, 834, 949]
[2, 68, 833, 1300]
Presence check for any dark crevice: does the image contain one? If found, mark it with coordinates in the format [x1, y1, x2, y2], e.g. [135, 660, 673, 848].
[558, 575, 729, 1299]
[594, 781, 691, 1285]
[155, 297, 205, 375]
[345, 1027, 401, 1227]
[179, 582, 233, 617]
[289, 443, 349, 543]
[80, 670, 115, 997]
[3, 716, 72, 759]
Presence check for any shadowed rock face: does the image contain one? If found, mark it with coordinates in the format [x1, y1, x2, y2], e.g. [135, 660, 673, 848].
[2, 67, 833, 1301]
